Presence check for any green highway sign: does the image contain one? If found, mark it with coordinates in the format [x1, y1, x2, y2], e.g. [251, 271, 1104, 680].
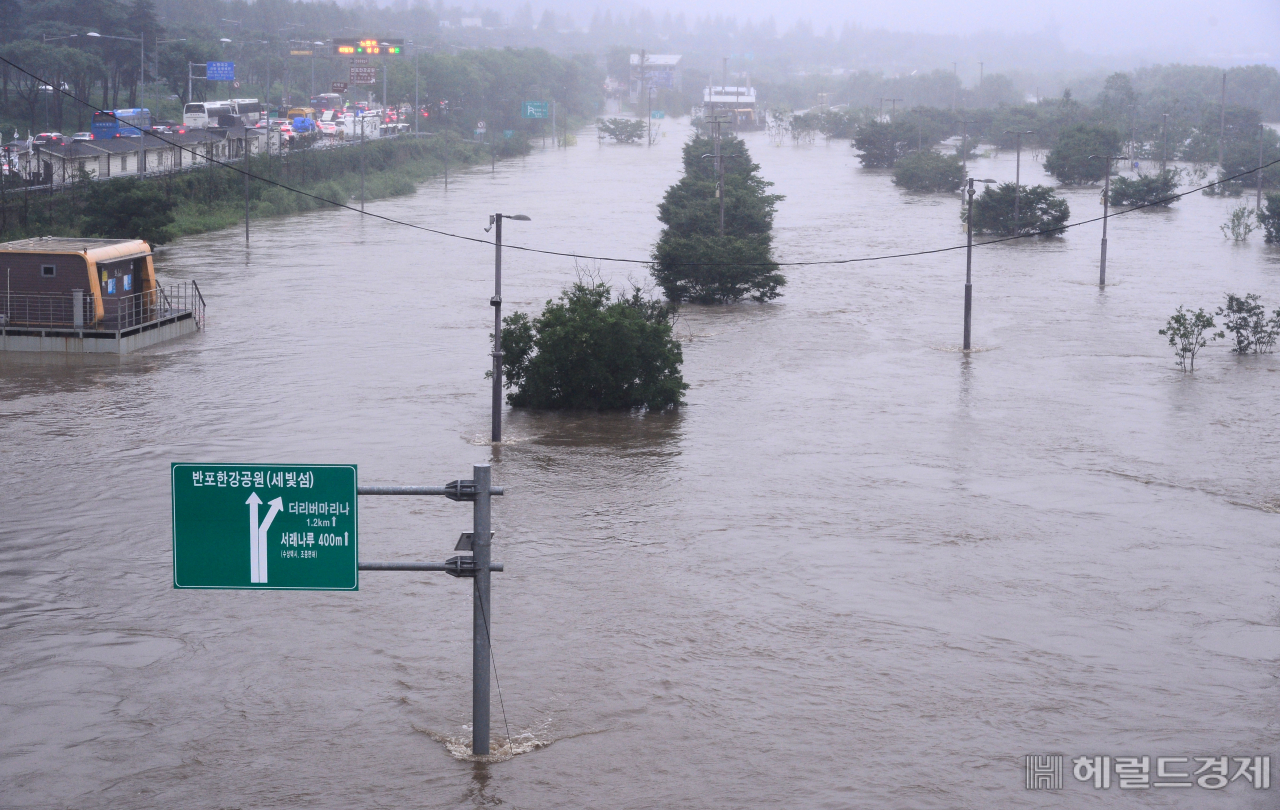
[172, 464, 358, 590]
[522, 101, 549, 119]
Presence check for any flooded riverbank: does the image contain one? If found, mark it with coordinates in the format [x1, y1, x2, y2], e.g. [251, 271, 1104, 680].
[2, 120, 1278, 808]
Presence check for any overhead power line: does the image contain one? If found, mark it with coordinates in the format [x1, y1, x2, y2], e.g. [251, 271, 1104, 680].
[3, 54, 1277, 268]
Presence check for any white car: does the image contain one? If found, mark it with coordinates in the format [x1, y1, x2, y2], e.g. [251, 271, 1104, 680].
[71, 132, 93, 141]
[317, 120, 342, 138]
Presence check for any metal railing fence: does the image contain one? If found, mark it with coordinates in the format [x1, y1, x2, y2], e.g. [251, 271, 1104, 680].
[1, 281, 200, 331]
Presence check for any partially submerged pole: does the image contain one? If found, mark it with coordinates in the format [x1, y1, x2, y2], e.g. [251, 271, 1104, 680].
[964, 178, 975, 351]
[471, 464, 493, 756]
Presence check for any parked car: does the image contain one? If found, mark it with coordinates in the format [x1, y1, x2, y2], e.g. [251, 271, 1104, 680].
[71, 132, 93, 141]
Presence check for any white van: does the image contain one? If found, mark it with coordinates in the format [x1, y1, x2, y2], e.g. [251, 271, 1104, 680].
[183, 101, 233, 129]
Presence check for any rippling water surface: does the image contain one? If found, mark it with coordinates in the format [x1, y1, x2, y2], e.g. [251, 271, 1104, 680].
[2, 121, 1279, 808]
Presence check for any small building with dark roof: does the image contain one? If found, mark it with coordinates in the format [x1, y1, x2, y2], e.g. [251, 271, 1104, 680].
[0, 236, 203, 353]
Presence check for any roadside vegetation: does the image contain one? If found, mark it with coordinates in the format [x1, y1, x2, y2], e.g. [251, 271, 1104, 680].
[0, 136, 498, 243]
[597, 118, 646, 144]
[966, 182, 1070, 236]
[498, 277, 687, 411]
[1160, 293, 1280, 371]
[1260, 193, 1280, 243]
[891, 150, 966, 192]
[651, 135, 785, 304]
[1108, 170, 1182, 208]
[1044, 124, 1124, 185]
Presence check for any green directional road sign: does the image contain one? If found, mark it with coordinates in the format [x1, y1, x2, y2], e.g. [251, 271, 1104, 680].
[172, 464, 358, 590]
[650, 110, 665, 119]
[522, 101, 549, 119]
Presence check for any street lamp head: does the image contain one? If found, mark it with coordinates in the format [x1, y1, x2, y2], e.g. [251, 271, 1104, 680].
[507, 215, 531, 221]
[86, 32, 100, 37]
[220, 38, 232, 43]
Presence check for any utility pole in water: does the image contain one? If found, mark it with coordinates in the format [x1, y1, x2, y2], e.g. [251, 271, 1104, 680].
[1259, 123, 1266, 210]
[1091, 155, 1122, 286]
[1004, 130, 1035, 232]
[485, 213, 530, 444]
[244, 132, 250, 244]
[1161, 113, 1169, 174]
[1219, 72, 1227, 167]
[959, 119, 976, 177]
[963, 177, 997, 350]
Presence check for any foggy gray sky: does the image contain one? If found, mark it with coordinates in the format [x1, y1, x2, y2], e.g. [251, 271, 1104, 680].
[473, 0, 1280, 65]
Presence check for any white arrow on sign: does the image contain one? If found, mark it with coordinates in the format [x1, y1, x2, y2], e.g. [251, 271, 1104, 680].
[246, 492, 284, 584]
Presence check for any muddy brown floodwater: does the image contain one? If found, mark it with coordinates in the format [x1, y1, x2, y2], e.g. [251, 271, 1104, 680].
[2, 120, 1279, 809]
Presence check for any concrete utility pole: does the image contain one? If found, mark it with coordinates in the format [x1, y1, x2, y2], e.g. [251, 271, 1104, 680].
[244, 130, 250, 244]
[959, 119, 976, 177]
[1259, 123, 1266, 210]
[963, 176, 997, 351]
[708, 114, 729, 235]
[640, 48, 648, 148]
[1219, 72, 1227, 167]
[964, 178, 976, 352]
[1161, 113, 1169, 174]
[952, 62, 957, 111]
[486, 213, 530, 444]
[1004, 130, 1035, 231]
[1092, 154, 1123, 286]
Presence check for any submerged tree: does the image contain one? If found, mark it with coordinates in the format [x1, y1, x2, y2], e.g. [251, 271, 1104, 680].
[651, 135, 785, 303]
[499, 280, 687, 411]
[891, 150, 966, 192]
[852, 119, 914, 167]
[1260, 193, 1280, 244]
[1044, 124, 1123, 185]
[1216, 293, 1277, 354]
[1159, 307, 1216, 372]
[1220, 206, 1257, 241]
[965, 182, 1070, 236]
[597, 118, 646, 144]
[1109, 170, 1182, 208]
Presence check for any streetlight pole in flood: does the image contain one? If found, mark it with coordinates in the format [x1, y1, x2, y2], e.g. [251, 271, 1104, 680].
[485, 213, 531, 444]
[964, 178, 997, 351]
[1259, 123, 1266, 210]
[1091, 155, 1123, 286]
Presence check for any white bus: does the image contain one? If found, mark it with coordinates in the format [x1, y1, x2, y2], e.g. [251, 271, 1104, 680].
[229, 99, 264, 125]
[183, 101, 233, 129]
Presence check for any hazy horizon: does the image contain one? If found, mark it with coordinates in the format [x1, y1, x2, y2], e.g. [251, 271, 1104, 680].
[360, 0, 1280, 67]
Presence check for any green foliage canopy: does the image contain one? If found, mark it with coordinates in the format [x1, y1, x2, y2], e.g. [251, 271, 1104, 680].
[597, 117, 646, 143]
[499, 281, 688, 411]
[1108, 170, 1181, 207]
[651, 135, 785, 304]
[1260, 193, 1280, 244]
[81, 178, 176, 244]
[967, 182, 1070, 236]
[1044, 124, 1123, 185]
[852, 119, 914, 168]
[891, 150, 966, 192]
